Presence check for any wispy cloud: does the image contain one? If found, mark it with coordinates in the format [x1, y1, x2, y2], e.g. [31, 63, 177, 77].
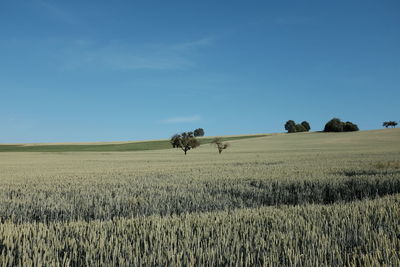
[161, 115, 201, 124]
[171, 37, 215, 51]
[61, 36, 215, 71]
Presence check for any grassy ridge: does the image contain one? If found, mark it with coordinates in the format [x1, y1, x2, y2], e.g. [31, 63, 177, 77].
[0, 135, 266, 152]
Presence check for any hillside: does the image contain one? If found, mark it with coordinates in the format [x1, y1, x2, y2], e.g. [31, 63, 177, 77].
[1, 128, 398, 153]
[0, 128, 399, 265]
[0, 134, 267, 152]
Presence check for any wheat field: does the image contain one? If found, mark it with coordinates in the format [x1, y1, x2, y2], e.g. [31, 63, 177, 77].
[0, 129, 399, 266]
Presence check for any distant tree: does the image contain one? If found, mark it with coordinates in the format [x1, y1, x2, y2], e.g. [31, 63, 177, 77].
[211, 138, 229, 154]
[193, 128, 205, 137]
[285, 120, 296, 133]
[343, 121, 359, 132]
[324, 118, 344, 132]
[383, 121, 398, 128]
[170, 132, 200, 155]
[285, 120, 311, 133]
[301, 121, 311, 131]
[324, 118, 359, 132]
[295, 124, 307, 132]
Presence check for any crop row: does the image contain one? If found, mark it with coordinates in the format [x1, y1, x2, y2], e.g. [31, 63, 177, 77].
[1, 162, 399, 223]
[1, 194, 399, 266]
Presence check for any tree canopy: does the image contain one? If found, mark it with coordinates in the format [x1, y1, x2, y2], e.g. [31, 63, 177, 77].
[285, 120, 311, 133]
[284, 120, 296, 133]
[383, 121, 398, 128]
[301, 121, 311, 131]
[170, 132, 200, 155]
[194, 128, 205, 137]
[211, 138, 229, 154]
[324, 118, 359, 132]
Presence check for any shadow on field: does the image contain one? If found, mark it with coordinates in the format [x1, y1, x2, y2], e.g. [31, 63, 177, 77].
[241, 175, 400, 205]
[342, 170, 400, 177]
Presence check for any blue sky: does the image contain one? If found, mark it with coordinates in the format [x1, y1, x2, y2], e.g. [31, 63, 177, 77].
[1, 0, 399, 143]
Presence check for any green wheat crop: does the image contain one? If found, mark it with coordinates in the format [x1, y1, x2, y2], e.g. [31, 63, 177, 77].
[0, 129, 399, 266]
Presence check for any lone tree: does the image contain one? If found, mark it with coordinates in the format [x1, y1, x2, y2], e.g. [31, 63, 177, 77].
[211, 137, 229, 154]
[170, 132, 200, 155]
[383, 121, 398, 128]
[193, 128, 205, 137]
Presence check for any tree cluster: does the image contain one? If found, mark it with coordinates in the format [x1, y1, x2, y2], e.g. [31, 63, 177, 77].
[284, 120, 311, 133]
[383, 121, 398, 128]
[324, 118, 359, 132]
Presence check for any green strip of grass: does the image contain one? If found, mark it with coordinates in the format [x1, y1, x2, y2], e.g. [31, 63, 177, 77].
[0, 135, 267, 152]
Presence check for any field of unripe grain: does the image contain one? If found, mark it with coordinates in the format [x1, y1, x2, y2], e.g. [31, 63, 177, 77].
[0, 129, 399, 266]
